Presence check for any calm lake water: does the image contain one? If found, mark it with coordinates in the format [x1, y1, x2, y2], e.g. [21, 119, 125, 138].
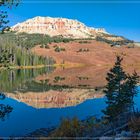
[0, 67, 140, 137]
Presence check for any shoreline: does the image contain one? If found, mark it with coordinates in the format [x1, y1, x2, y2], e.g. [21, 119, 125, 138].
[0, 62, 139, 70]
[0, 62, 86, 70]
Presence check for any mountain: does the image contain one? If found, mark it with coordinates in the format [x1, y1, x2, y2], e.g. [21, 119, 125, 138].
[11, 16, 109, 38]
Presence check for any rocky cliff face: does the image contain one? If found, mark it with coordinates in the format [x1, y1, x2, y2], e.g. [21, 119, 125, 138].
[11, 16, 108, 38]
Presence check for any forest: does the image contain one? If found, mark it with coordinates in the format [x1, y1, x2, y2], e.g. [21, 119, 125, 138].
[0, 32, 57, 68]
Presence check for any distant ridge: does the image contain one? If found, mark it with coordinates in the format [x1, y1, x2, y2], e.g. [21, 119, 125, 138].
[11, 16, 109, 38]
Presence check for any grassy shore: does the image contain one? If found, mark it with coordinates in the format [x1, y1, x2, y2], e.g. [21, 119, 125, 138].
[0, 62, 85, 70]
[1, 62, 139, 70]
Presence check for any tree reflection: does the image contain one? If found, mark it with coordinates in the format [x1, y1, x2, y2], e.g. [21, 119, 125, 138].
[0, 92, 13, 121]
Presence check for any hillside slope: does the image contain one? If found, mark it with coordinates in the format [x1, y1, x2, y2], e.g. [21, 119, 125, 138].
[32, 40, 140, 66]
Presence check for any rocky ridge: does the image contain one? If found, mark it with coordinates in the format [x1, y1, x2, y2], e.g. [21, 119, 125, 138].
[11, 16, 109, 38]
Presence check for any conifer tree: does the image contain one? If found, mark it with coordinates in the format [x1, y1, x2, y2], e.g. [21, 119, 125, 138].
[103, 56, 139, 121]
[0, 0, 19, 33]
[0, 49, 13, 67]
[120, 71, 139, 110]
[0, 92, 13, 120]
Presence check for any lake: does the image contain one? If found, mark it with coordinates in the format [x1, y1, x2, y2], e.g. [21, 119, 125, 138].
[0, 66, 140, 137]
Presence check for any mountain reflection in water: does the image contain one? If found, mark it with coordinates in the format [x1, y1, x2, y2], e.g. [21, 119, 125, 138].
[1, 66, 109, 108]
[5, 89, 104, 108]
[0, 66, 140, 137]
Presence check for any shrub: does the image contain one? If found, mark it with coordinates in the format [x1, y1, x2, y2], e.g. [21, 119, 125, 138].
[63, 39, 71, 43]
[54, 46, 65, 52]
[78, 40, 91, 44]
[77, 48, 89, 52]
[45, 44, 50, 49]
[40, 45, 44, 48]
[53, 76, 65, 83]
[50, 118, 83, 137]
[129, 116, 140, 132]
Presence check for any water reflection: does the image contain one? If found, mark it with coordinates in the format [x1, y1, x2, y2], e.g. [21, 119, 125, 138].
[35, 66, 110, 89]
[1, 65, 139, 108]
[6, 89, 104, 108]
[0, 66, 140, 137]
[0, 67, 54, 92]
[1, 66, 108, 108]
[0, 67, 106, 108]
[0, 93, 13, 121]
[0, 96, 106, 137]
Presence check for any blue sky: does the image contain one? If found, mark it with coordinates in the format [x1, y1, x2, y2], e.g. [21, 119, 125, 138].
[7, 0, 140, 41]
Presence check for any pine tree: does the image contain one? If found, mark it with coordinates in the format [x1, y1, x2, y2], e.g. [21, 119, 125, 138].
[0, 92, 13, 121]
[0, 49, 13, 67]
[0, 0, 19, 33]
[121, 71, 140, 109]
[103, 56, 139, 121]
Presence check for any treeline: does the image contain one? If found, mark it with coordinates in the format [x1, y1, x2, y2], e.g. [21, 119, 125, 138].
[14, 32, 133, 49]
[95, 36, 134, 46]
[0, 33, 55, 67]
[8, 32, 74, 49]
